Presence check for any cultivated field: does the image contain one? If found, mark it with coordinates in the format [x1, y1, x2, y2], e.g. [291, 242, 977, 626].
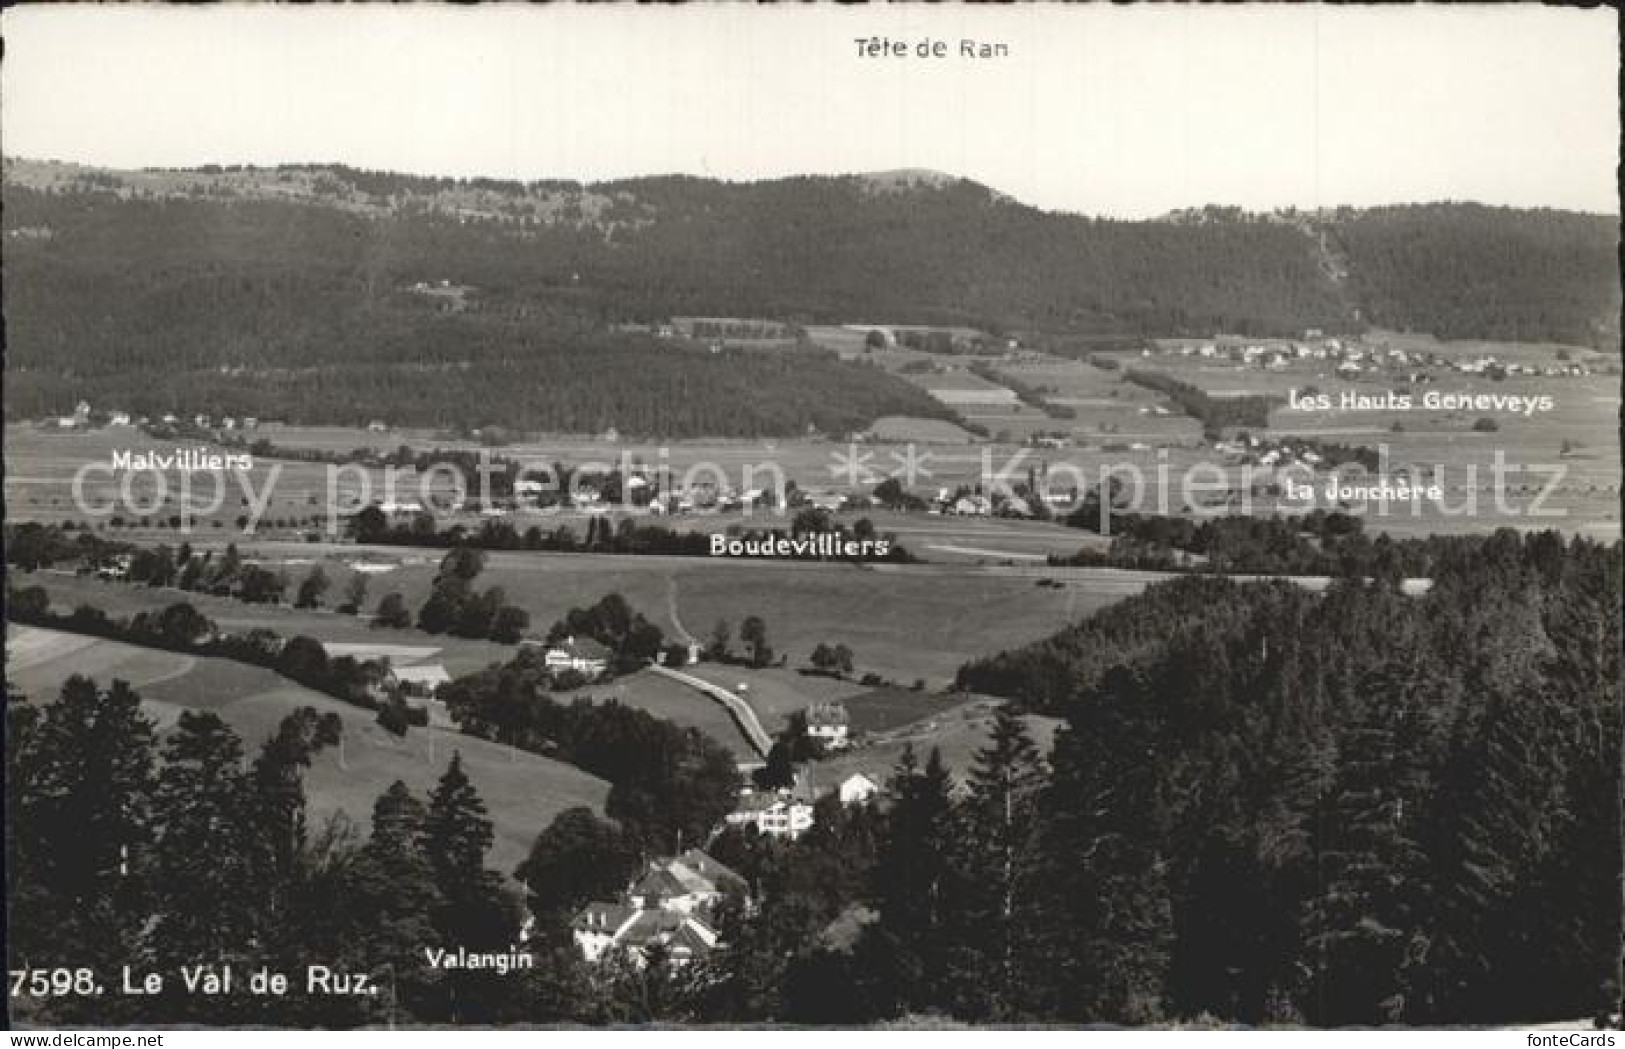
[9, 327, 1613, 565]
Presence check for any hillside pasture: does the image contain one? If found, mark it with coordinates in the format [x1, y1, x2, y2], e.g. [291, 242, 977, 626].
[5, 624, 609, 877]
[677, 664, 868, 734]
[558, 669, 758, 761]
[14, 571, 517, 678]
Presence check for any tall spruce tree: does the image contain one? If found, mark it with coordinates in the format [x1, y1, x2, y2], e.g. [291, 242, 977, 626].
[424, 754, 521, 1021]
[865, 745, 960, 1016]
[1036, 666, 1173, 1023]
[14, 676, 156, 983]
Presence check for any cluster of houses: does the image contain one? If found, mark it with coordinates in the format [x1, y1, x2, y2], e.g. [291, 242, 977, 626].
[926, 487, 1044, 519]
[49, 401, 138, 430]
[1155, 338, 1591, 381]
[551, 775, 885, 968]
[721, 770, 880, 842]
[804, 702, 852, 749]
[497, 474, 774, 517]
[374, 637, 609, 723]
[1212, 434, 1331, 470]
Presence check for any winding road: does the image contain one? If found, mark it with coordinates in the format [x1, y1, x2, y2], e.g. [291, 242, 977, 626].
[648, 663, 773, 759]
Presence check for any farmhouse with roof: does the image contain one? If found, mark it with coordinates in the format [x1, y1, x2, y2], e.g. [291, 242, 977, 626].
[530, 635, 610, 679]
[570, 850, 747, 966]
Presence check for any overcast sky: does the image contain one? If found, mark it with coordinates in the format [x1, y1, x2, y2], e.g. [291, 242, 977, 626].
[3, 4, 1617, 217]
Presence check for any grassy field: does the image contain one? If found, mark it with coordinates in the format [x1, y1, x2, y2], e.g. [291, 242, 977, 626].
[862, 415, 981, 444]
[678, 665, 867, 732]
[558, 668, 758, 760]
[166, 544, 1143, 687]
[12, 556, 1141, 771]
[5, 624, 610, 877]
[833, 686, 978, 735]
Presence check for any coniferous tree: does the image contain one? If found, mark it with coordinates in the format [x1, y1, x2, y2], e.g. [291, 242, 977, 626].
[424, 754, 521, 1021]
[1300, 689, 1431, 1025]
[343, 780, 444, 1020]
[949, 706, 1049, 1021]
[14, 677, 156, 968]
[864, 745, 960, 1016]
[295, 564, 331, 609]
[1037, 667, 1173, 1024]
[146, 712, 263, 1009]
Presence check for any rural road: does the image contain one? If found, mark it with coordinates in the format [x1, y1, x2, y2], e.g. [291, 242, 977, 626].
[664, 572, 697, 646]
[648, 663, 773, 758]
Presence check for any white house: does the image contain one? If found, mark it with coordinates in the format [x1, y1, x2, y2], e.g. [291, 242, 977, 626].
[533, 636, 610, 679]
[838, 773, 881, 807]
[725, 789, 816, 840]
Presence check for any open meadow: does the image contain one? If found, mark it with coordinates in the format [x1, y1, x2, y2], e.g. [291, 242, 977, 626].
[152, 543, 1146, 686]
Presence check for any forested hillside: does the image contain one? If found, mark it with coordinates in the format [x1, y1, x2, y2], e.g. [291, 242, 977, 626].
[946, 531, 1620, 1025]
[3, 160, 1617, 433]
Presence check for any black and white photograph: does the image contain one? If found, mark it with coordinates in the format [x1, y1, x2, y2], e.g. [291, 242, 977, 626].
[2, 3, 1621, 1034]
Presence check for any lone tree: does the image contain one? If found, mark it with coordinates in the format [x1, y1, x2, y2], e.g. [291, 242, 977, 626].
[341, 572, 369, 614]
[349, 504, 388, 544]
[708, 619, 732, 660]
[373, 592, 412, 630]
[489, 604, 530, 645]
[294, 565, 330, 610]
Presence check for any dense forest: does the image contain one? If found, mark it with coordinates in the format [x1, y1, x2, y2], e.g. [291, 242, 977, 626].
[5, 164, 1615, 431]
[950, 531, 1621, 1025]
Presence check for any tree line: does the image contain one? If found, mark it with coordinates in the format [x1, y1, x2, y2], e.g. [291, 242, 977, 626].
[6, 585, 397, 719]
[1122, 368, 1280, 435]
